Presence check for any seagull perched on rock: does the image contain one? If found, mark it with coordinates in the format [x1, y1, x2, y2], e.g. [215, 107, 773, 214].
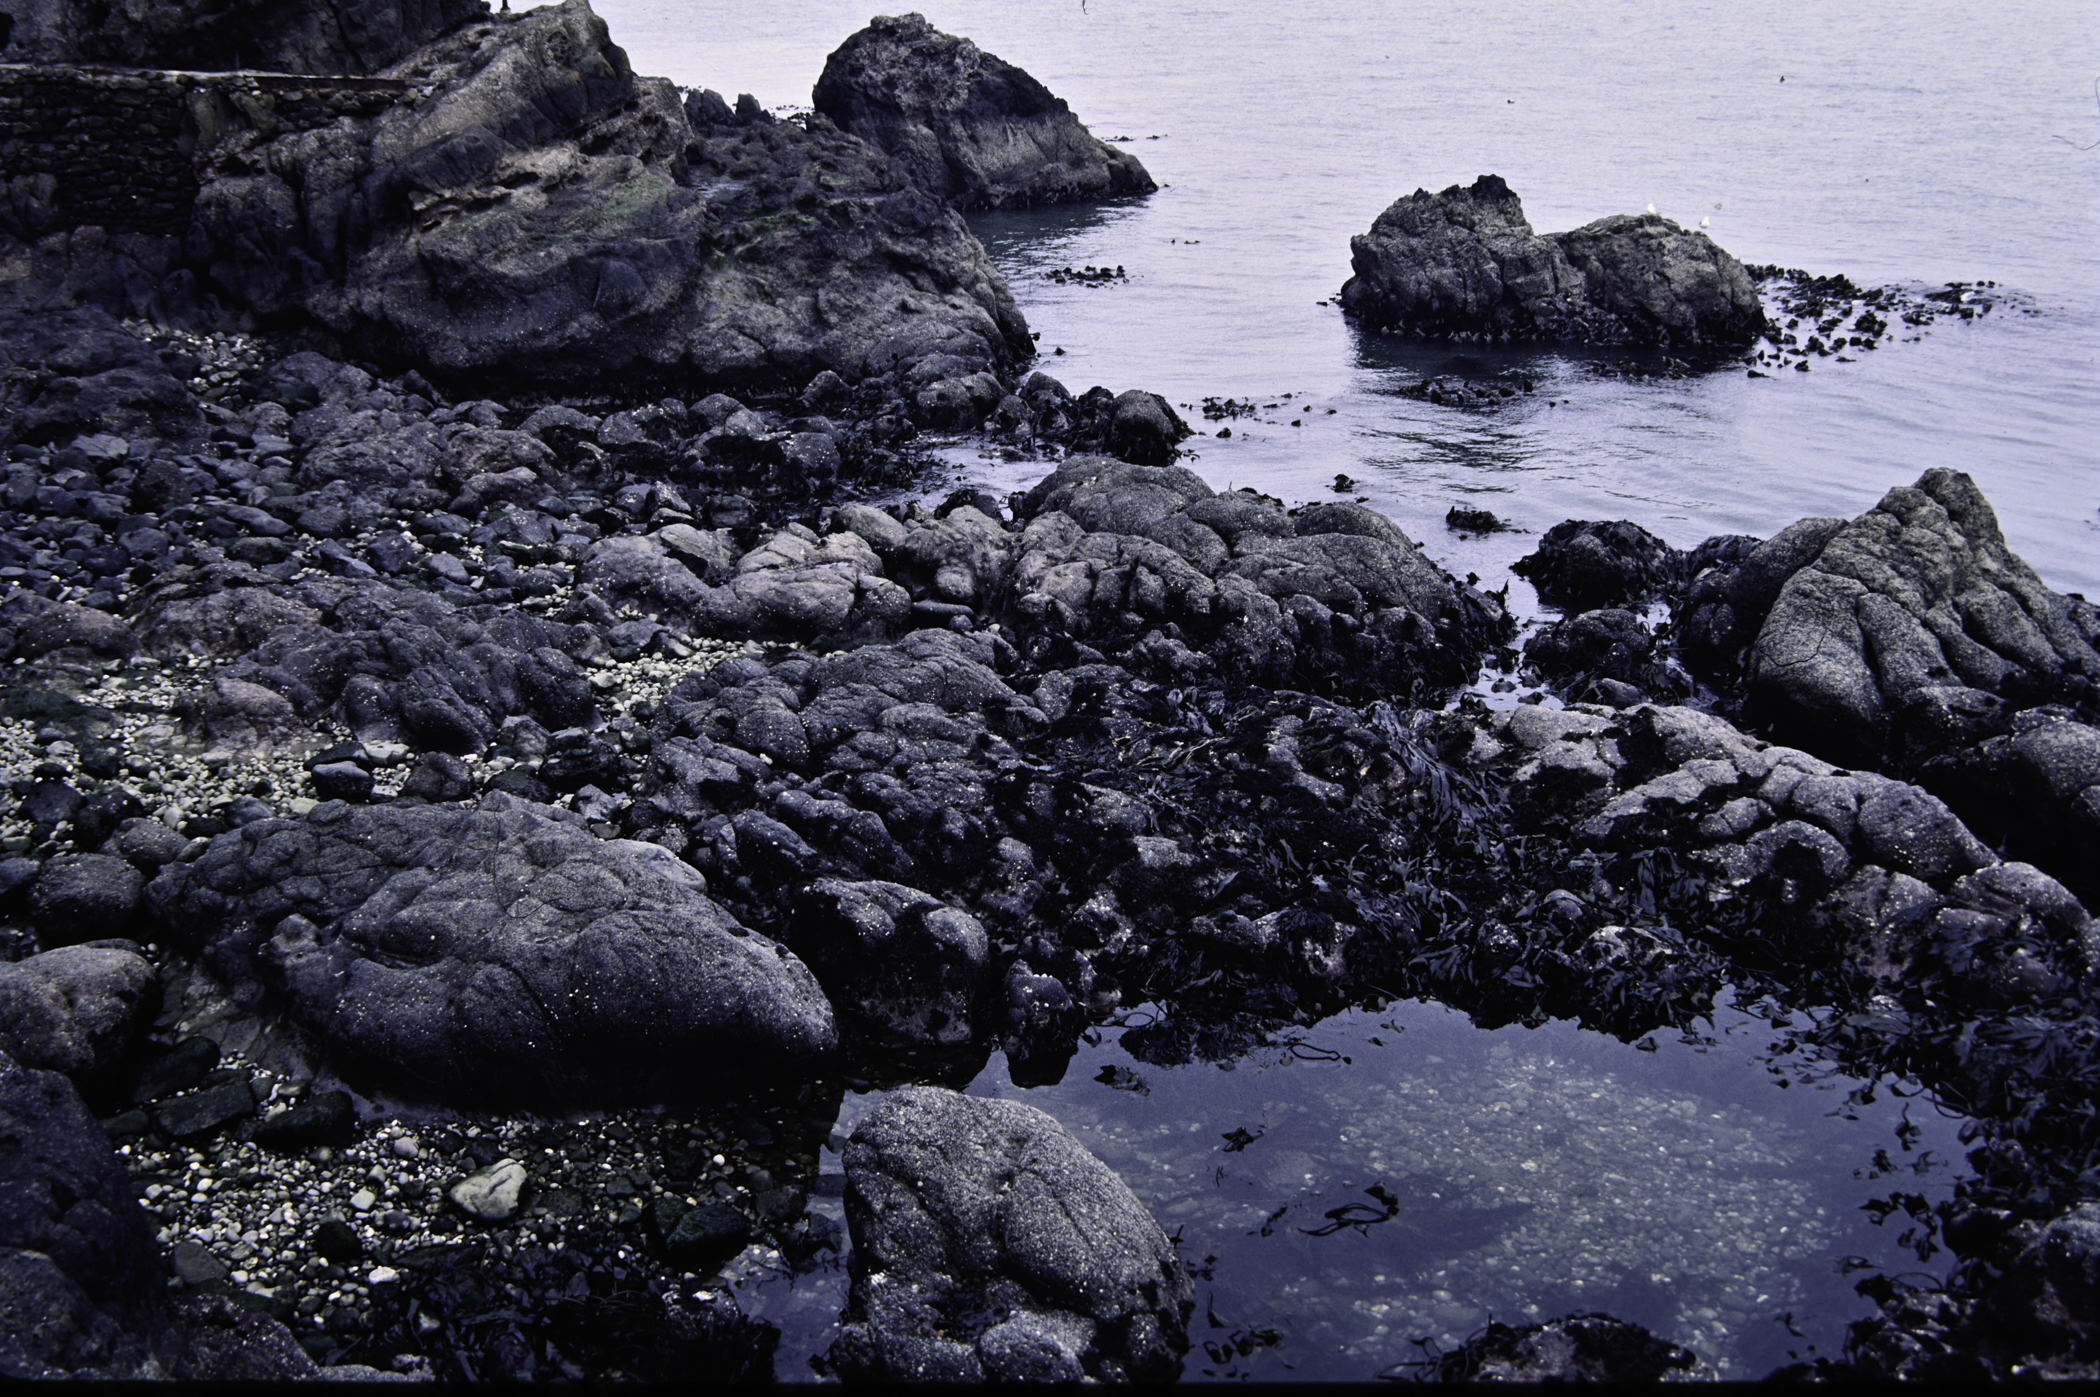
[1646, 202, 1657, 215]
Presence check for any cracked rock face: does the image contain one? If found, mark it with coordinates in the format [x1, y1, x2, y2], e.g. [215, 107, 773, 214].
[145, 798, 837, 1101]
[1490, 701, 2096, 1002]
[814, 12, 1156, 211]
[1340, 174, 1764, 347]
[1747, 467, 2100, 761]
[830, 1085, 1191, 1383]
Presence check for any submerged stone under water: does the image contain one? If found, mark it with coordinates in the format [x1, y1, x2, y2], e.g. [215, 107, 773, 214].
[735, 991, 1968, 1381]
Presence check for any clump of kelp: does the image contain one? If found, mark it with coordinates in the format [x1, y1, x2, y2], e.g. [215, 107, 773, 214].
[972, 670, 1737, 1063]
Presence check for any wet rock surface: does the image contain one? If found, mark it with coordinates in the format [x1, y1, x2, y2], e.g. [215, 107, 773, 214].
[814, 12, 1157, 211]
[1410, 1311, 1707, 1382]
[5, 1, 1032, 395]
[830, 1085, 1191, 1382]
[1745, 467, 2100, 762]
[150, 799, 837, 1102]
[1340, 174, 1766, 347]
[1, 0, 2097, 1384]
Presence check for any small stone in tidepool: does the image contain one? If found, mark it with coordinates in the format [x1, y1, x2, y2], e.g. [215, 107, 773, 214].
[314, 1218, 364, 1262]
[309, 760, 375, 803]
[132, 1035, 219, 1102]
[156, 1076, 256, 1139]
[661, 1199, 753, 1265]
[171, 1239, 230, 1284]
[1447, 505, 1514, 534]
[253, 1089, 355, 1151]
[450, 1159, 527, 1221]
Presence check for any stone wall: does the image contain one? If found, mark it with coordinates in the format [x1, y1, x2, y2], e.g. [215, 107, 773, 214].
[0, 64, 406, 239]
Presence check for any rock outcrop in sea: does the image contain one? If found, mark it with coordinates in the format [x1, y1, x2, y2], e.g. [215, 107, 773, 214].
[1340, 174, 1766, 347]
[2, 0, 1030, 391]
[814, 12, 1156, 211]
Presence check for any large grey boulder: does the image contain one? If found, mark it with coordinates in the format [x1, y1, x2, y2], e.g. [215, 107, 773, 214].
[1007, 457, 1509, 692]
[1747, 469, 2100, 762]
[29, 854, 145, 945]
[787, 880, 988, 1048]
[1339, 175, 1601, 341]
[830, 1086, 1190, 1383]
[147, 799, 837, 1101]
[1552, 211, 1767, 346]
[1677, 515, 1849, 677]
[814, 12, 1155, 211]
[227, 0, 1024, 386]
[0, 944, 157, 1083]
[1921, 709, 2100, 902]
[1481, 701, 2096, 999]
[15, 0, 1032, 391]
[1340, 175, 1764, 347]
[0, 307, 206, 453]
[0, 0, 482, 73]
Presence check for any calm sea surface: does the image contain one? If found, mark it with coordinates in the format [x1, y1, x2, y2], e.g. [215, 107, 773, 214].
[576, 0, 2098, 598]
[553, 0, 2087, 1377]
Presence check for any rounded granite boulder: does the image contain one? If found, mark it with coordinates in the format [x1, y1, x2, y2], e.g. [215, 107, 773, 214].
[146, 797, 838, 1102]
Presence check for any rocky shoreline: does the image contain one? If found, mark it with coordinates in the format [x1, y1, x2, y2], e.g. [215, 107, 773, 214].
[4, 0, 2098, 1385]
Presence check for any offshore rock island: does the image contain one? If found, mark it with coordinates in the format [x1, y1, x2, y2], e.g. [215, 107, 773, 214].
[1, 0, 2098, 1385]
[1341, 174, 1768, 349]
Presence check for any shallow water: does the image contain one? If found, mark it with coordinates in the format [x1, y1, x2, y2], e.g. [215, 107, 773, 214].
[522, 0, 2072, 1376]
[572, 0, 2099, 597]
[729, 993, 1968, 1381]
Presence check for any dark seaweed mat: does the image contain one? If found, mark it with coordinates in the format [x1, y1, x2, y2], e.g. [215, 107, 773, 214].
[937, 670, 2100, 1378]
[648, 627, 2100, 1375]
[336, 1228, 778, 1383]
